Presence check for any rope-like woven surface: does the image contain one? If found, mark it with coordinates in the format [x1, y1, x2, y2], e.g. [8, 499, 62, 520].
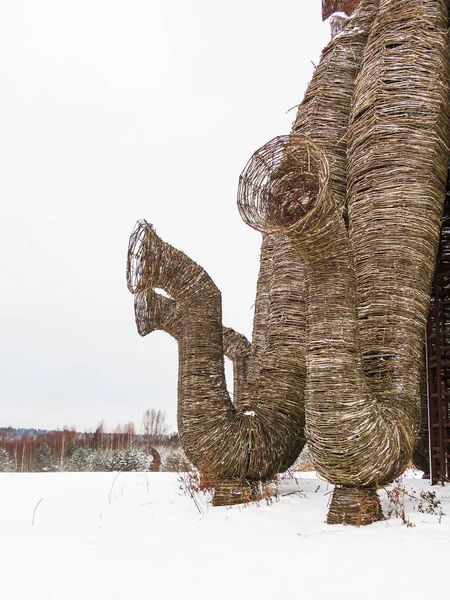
[238, 101, 448, 490]
[222, 326, 251, 408]
[327, 486, 381, 526]
[346, 0, 450, 484]
[127, 220, 306, 482]
[240, 134, 386, 487]
[133, 284, 250, 406]
[238, 136, 328, 234]
[125, 0, 378, 489]
[237, 234, 274, 410]
[126, 0, 450, 509]
[237, 0, 449, 499]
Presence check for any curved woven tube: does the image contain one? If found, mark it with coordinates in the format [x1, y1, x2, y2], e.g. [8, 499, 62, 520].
[239, 134, 387, 486]
[237, 0, 449, 522]
[235, 1, 379, 482]
[240, 0, 379, 476]
[134, 288, 181, 339]
[255, 232, 308, 471]
[240, 116, 447, 515]
[133, 275, 251, 407]
[127, 220, 306, 484]
[279, 136, 394, 486]
[264, 0, 450, 517]
[238, 2, 379, 232]
[126, 0, 386, 509]
[238, 136, 328, 235]
[222, 326, 251, 407]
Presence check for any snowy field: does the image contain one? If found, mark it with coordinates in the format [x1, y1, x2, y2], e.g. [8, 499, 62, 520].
[0, 471, 447, 600]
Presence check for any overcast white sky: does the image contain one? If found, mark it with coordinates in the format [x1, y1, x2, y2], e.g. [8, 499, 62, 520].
[0, 1, 329, 433]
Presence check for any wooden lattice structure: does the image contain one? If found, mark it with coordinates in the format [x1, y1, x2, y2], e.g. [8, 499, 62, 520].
[427, 172, 450, 484]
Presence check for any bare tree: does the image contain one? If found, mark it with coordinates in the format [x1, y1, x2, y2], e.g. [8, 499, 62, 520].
[141, 409, 168, 446]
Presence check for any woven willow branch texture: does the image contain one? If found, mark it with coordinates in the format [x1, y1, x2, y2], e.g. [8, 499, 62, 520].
[310, 0, 449, 491]
[293, 0, 380, 216]
[238, 234, 274, 411]
[343, 0, 450, 485]
[127, 219, 306, 492]
[240, 134, 384, 487]
[133, 286, 250, 406]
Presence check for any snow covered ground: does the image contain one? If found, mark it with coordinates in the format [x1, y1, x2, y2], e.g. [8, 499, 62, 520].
[0, 471, 447, 599]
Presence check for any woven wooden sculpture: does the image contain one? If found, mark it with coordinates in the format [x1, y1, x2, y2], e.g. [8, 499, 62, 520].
[127, 0, 379, 509]
[127, 219, 307, 505]
[128, 0, 449, 523]
[240, 0, 449, 525]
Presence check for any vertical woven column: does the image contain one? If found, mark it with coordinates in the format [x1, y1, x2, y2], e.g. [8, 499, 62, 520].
[347, 0, 450, 479]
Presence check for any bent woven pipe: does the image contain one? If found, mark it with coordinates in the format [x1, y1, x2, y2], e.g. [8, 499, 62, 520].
[234, 1, 379, 482]
[127, 219, 306, 502]
[134, 287, 250, 406]
[239, 133, 398, 524]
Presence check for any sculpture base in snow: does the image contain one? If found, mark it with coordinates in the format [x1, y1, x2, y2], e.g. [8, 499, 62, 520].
[327, 486, 382, 526]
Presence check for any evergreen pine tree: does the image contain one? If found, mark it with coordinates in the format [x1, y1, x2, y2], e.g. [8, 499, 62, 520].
[0, 448, 11, 472]
[35, 444, 57, 472]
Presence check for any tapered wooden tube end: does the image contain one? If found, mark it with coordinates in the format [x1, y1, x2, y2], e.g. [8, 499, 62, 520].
[327, 486, 383, 526]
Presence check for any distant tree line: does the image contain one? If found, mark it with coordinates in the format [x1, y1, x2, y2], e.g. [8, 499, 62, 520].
[0, 410, 190, 473]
